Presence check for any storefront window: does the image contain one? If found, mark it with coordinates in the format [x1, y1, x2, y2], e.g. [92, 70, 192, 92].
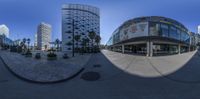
[153, 44, 178, 55]
[161, 24, 169, 37]
[149, 22, 160, 36]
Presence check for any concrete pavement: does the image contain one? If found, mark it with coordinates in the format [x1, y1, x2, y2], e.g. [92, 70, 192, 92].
[102, 50, 200, 83]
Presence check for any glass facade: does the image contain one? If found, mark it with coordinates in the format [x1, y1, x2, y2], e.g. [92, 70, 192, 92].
[160, 24, 169, 37]
[149, 22, 160, 36]
[177, 29, 181, 40]
[181, 31, 190, 44]
[124, 44, 146, 54]
[153, 44, 179, 56]
[169, 26, 179, 40]
[106, 37, 113, 46]
[148, 22, 187, 42]
[106, 16, 196, 56]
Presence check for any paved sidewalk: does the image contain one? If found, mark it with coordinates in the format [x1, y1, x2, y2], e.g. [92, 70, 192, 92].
[1, 50, 200, 99]
[0, 51, 91, 83]
[102, 50, 200, 82]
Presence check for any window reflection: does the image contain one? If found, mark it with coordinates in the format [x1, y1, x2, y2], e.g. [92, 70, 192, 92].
[169, 26, 179, 40]
[149, 22, 160, 36]
[161, 24, 169, 37]
[181, 31, 190, 44]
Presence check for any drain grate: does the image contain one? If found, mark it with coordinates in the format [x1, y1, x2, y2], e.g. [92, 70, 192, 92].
[81, 71, 100, 81]
[93, 64, 101, 68]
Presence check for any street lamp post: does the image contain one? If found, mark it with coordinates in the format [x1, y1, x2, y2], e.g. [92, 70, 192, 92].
[72, 19, 75, 57]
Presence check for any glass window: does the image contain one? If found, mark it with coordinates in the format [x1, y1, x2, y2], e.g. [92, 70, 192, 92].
[181, 31, 190, 44]
[181, 31, 184, 41]
[177, 29, 181, 40]
[185, 33, 190, 44]
[169, 26, 179, 40]
[149, 22, 160, 36]
[113, 32, 120, 44]
[161, 24, 169, 37]
[106, 37, 113, 46]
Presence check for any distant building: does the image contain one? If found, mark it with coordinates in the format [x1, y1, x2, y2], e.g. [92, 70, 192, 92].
[195, 33, 200, 46]
[198, 25, 200, 34]
[0, 24, 9, 37]
[13, 39, 21, 46]
[37, 22, 51, 50]
[189, 32, 197, 51]
[0, 35, 13, 49]
[34, 33, 37, 48]
[61, 4, 100, 52]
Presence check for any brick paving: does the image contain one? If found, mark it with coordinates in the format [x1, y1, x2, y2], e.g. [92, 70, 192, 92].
[0, 51, 91, 83]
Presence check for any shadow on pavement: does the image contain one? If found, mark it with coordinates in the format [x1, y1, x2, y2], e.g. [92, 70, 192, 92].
[83, 50, 200, 84]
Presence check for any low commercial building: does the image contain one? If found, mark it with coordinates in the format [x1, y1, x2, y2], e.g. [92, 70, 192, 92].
[0, 35, 13, 49]
[106, 16, 198, 56]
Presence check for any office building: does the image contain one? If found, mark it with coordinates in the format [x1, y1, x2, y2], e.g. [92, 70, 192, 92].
[34, 33, 37, 49]
[198, 25, 200, 34]
[61, 4, 100, 52]
[0, 24, 9, 37]
[37, 22, 51, 50]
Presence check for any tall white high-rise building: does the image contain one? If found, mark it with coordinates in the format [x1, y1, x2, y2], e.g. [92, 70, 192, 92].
[62, 4, 100, 52]
[198, 25, 200, 34]
[34, 33, 37, 48]
[0, 24, 9, 37]
[37, 22, 51, 50]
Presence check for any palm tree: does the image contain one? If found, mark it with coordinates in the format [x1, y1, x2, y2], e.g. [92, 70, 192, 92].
[27, 38, 30, 51]
[22, 38, 26, 44]
[95, 35, 101, 46]
[74, 35, 81, 52]
[88, 31, 96, 48]
[85, 37, 90, 52]
[81, 38, 86, 46]
[22, 38, 27, 53]
[55, 38, 60, 51]
[81, 38, 87, 53]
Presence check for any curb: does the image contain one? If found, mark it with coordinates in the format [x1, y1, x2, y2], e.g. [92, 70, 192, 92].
[0, 54, 85, 84]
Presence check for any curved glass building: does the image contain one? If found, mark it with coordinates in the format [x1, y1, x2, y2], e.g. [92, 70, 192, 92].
[106, 16, 197, 56]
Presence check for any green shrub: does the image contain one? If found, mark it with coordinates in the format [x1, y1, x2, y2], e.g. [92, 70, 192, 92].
[47, 53, 57, 57]
[25, 51, 32, 57]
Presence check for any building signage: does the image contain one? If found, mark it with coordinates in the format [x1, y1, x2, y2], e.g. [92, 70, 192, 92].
[120, 22, 148, 41]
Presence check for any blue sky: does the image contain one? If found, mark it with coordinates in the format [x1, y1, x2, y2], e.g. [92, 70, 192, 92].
[0, 0, 200, 45]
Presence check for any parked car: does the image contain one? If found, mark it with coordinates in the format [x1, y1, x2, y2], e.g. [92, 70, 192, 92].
[35, 53, 41, 59]
[63, 53, 69, 59]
